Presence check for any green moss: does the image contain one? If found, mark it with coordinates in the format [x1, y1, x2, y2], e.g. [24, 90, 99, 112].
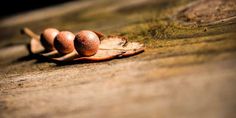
[117, 13, 236, 48]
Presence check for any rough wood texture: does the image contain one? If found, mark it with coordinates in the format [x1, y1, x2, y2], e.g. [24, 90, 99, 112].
[0, 0, 236, 118]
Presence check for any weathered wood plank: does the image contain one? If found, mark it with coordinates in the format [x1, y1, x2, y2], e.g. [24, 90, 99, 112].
[0, 0, 236, 118]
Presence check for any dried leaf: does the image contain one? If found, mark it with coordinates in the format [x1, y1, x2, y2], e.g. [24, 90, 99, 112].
[26, 29, 144, 62]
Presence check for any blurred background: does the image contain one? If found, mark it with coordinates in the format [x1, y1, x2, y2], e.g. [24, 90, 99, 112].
[0, 0, 72, 18]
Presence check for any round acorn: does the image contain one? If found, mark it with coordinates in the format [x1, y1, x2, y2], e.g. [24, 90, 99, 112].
[54, 31, 75, 54]
[40, 28, 59, 51]
[74, 30, 100, 57]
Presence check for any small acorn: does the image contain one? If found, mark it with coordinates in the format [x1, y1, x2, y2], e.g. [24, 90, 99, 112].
[40, 28, 59, 51]
[54, 31, 75, 54]
[74, 30, 100, 56]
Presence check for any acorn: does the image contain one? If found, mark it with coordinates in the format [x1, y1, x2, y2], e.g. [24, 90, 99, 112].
[40, 28, 59, 51]
[54, 31, 75, 54]
[74, 30, 100, 57]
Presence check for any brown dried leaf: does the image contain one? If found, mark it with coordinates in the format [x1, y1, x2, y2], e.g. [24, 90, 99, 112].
[30, 34, 144, 62]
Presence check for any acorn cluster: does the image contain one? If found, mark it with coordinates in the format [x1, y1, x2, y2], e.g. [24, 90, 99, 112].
[40, 28, 101, 56]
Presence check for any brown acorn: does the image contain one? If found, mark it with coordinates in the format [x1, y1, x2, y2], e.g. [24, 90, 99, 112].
[74, 30, 100, 57]
[54, 31, 75, 54]
[40, 28, 59, 51]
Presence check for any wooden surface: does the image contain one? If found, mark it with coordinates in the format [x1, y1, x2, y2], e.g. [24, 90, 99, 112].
[0, 0, 236, 118]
